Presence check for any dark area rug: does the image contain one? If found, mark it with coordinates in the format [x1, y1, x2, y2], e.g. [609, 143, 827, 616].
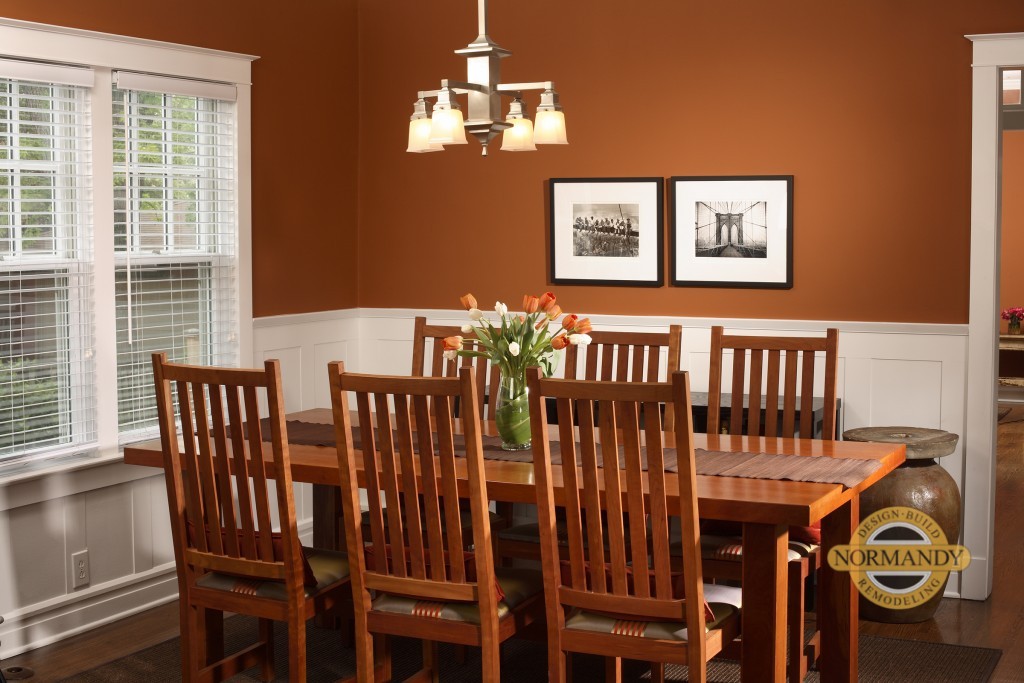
[998, 403, 1024, 424]
[59, 615, 1001, 682]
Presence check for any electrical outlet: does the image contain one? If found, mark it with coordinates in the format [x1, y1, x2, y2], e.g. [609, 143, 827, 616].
[71, 549, 90, 588]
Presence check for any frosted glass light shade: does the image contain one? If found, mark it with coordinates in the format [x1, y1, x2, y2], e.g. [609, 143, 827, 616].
[533, 110, 568, 145]
[500, 118, 536, 151]
[428, 108, 468, 144]
[407, 118, 443, 153]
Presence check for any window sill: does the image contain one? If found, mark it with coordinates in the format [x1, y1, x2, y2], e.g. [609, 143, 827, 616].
[0, 447, 162, 512]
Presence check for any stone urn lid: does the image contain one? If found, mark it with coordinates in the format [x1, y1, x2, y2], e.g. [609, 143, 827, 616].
[842, 426, 958, 460]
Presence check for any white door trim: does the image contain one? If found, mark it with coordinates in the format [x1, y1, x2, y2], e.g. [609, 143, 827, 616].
[962, 32, 1024, 599]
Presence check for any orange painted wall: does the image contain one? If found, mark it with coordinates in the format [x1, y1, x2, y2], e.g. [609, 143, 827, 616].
[6, 2, 1022, 322]
[1000, 131, 1024, 331]
[357, 1, 1023, 323]
[0, 0, 361, 317]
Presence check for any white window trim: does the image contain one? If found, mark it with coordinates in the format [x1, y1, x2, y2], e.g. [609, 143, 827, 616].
[0, 17, 256, 478]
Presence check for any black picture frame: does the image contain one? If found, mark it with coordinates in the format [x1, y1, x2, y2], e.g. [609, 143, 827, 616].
[670, 175, 794, 289]
[549, 177, 664, 287]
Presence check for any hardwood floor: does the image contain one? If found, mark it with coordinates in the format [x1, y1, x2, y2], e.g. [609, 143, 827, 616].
[1, 601, 181, 682]
[4, 414, 1023, 682]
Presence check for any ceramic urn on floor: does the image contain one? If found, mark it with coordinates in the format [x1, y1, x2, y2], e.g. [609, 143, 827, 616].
[842, 426, 961, 623]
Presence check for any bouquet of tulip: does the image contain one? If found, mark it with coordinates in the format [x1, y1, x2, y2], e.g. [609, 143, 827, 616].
[444, 291, 592, 449]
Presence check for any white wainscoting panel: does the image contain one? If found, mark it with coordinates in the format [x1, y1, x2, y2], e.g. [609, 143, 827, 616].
[357, 309, 969, 596]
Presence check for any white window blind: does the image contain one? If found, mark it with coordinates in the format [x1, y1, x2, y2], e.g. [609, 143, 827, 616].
[0, 75, 95, 459]
[113, 84, 237, 440]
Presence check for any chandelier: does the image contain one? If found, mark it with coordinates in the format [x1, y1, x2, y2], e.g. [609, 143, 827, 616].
[406, 0, 568, 156]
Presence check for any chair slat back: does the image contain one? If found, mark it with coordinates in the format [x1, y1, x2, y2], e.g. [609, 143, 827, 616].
[411, 316, 500, 421]
[151, 353, 304, 587]
[526, 368, 707, 632]
[329, 364, 498, 612]
[562, 325, 683, 430]
[706, 326, 838, 439]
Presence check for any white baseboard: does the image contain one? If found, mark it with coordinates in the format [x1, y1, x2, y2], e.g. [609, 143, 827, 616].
[0, 565, 178, 658]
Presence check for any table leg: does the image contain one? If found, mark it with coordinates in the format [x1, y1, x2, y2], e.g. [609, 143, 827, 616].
[312, 483, 343, 629]
[819, 495, 859, 682]
[741, 522, 787, 683]
[312, 483, 342, 550]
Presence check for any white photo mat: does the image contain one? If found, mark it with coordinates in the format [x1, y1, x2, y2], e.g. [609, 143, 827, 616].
[671, 176, 793, 288]
[549, 178, 663, 286]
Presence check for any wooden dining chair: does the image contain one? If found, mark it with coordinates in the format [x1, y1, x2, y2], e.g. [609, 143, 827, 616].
[151, 353, 352, 682]
[406, 316, 508, 549]
[328, 363, 545, 682]
[701, 326, 839, 682]
[496, 325, 683, 563]
[563, 325, 683, 430]
[525, 367, 742, 682]
[411, 315, 501, 421]
[706, 326, 838, 440]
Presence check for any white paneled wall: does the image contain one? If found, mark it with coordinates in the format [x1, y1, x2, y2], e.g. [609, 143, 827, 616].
[0, 307, 970, 658]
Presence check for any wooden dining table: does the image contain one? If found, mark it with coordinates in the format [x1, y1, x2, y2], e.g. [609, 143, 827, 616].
[122, 408, 904, 683]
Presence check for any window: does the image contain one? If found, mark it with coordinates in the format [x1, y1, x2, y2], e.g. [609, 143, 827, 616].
[113, 83, 237, 439]
[0, 75, 94, 458]
[0, 23, 252, 468]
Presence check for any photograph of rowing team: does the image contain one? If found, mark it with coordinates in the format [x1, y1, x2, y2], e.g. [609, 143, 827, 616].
[572, 202, 641, 257]
[695, 200, 769, 258]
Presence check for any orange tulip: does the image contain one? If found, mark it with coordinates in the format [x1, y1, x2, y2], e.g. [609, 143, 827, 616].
[573, 317, 593, 334]
[442, 335, 463, 351]
[546, 304, 562, 320]
[538, 291, 557, 312]
[522, 295, 540, 314]
[561, 314, 579, 331]
[460, 293, 477, 310]
[551, 333, 570, 350]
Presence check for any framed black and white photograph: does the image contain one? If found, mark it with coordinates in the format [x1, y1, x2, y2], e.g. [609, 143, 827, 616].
[670, 175, 793, 289]
[549, 177, 664, 286]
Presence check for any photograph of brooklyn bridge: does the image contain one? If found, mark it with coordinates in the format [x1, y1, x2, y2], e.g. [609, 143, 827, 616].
[695, 200, 768, 258]
[572, 203, 641, 257]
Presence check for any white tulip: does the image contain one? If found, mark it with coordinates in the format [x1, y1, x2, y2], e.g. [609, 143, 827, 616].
[568, 333, 592, 346]
[461, 323, 474, 334]
[443, 350, 458, 361]
[495, 301, 508, 317]
[468, 308, 484, 321]
[508, 341, 521, 357]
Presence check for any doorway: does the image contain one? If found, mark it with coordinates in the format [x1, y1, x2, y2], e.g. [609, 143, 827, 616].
[965, 34, 1024, 600]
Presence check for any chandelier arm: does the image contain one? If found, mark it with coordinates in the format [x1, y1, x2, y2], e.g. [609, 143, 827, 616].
[496, 81, 555, 93]
[441, 79, 488, 94]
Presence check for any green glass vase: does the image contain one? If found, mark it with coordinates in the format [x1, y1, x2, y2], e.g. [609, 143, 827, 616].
[494, 371, 531, 451]
[1010, 319, 1022, 335]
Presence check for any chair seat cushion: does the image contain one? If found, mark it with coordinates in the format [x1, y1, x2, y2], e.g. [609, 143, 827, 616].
[563, 583, 742, 642]
[363, 543, 507, 601]
[674, 535, 819, 563]
[370, 566, 543, 625]
[186, 521, 319, 587]
[195, 546, 349, 601]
